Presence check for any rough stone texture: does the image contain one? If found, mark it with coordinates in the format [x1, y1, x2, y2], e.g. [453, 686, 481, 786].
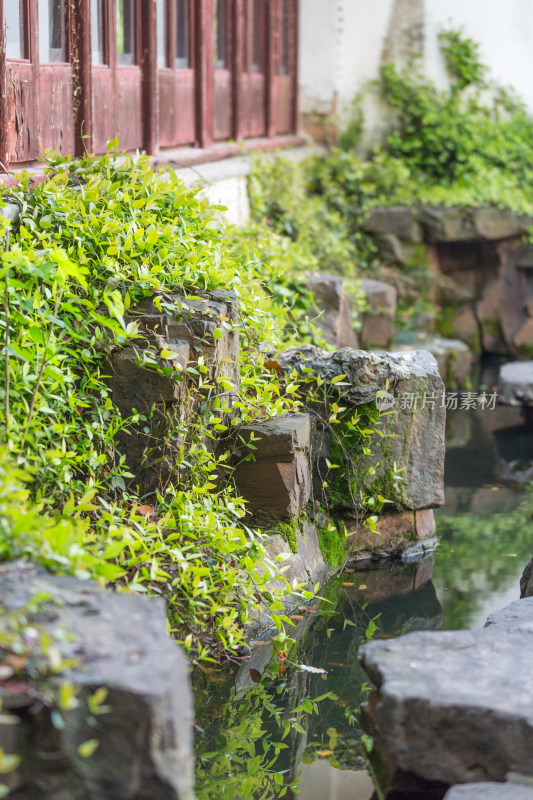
[362, 206, 422, 242]
[278, 346, 445, 510]
[245, 521, 328, 638]
[360, 596, 533, 787]
[109, 291, 240, 492]
[497, 239, 533, 357]
[498, 361, 533, 406]
[419, 206, 532, 243]
[305, 273, 358, 349]
[445, 784, 533, 800]
[374, 232, 407, 265]
[0, 201, 20, 224]
[359, 277, 397, 348]
[345, 510, 437, 562]
[395, 333, 471, 387]
[0, 562, 195, 800]
[233, 413, 312, 522]
[520, 561, 533, 598]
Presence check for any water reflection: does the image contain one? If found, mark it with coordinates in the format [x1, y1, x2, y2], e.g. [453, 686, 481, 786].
[194, 361, 533, 800]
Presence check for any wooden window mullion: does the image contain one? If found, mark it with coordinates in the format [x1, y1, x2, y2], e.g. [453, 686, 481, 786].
[195, 0, 213, 148]
[73, 0, 93, 156]
[265, 0, 279, 138]
[141, 0, 158, 154]
[231, 0, 243, 141]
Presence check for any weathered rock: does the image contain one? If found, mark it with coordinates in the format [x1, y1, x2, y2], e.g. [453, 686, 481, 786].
[245, 520, 328, 638]
[395, 334, 471, 387]
[0, 562, 195, 800]
[359, 278, 397, 348]
[445, 784, 533, 800]
[305, 273, 358, 349]
[360, 597, 533, 787]
[110, 291, 240, 492]
[233, 413, 312, 522]
[278, 346, 445, 510]
[0, 200, 20, 224]
[520, 560, 533, 598]
[345, 510, 437, 562]
[498, 361, 533, 406]
[374, 232, 407, 265]
[362, 206, 422, 242]
[419, 206, 532, 243]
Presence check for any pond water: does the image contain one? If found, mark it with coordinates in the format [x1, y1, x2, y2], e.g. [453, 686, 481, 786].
[194, 363, 533, 800]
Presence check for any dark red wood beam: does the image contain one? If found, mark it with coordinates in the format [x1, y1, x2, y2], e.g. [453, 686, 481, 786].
[141, 0, 159, 155]
[0, 0, 8, 169]
[73, 0, 93, 156]
[196, 0, 213, 148]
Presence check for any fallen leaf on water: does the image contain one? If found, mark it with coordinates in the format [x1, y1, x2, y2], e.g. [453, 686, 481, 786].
[344, 569, 354, 573]
[298, 664, 327, 674]
[317, 750, 333, 757]
[491, 487, 500, 492]
[358, 584, 367, 590]
[290, 614, 304, 620]
[328, 662, 346, 667]
[504, 553, 518, 557]
[378, 634, 395, 639]
[298, 606, 316, 613]
[342, 582, 354, 586]
[278, 651, 287, 662]
[249, 668, 262, 684]
[249, 640, 268, 648]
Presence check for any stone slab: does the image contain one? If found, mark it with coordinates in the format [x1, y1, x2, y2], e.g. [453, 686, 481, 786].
[498, 362, 533, 406]
[360, 597, 533, 786]
[444, 784, 533, 800]
[0, 562, 195, 800]
[278, 347, 446, 510]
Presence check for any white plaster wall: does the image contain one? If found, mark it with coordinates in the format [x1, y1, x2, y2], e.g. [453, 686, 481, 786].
[424, 0, 533, 111]
[298, 0, 339, 115]
[299, 0, 533, 145]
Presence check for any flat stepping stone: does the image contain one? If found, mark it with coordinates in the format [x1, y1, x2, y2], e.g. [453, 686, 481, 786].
[445, 783, 533, 800]
[498, 361, 533, 406]
[360, 597, 533, 786]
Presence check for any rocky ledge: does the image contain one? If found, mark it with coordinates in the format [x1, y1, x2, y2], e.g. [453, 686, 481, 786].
[360, 596, 533, 791]
[0, 563, 195, 800]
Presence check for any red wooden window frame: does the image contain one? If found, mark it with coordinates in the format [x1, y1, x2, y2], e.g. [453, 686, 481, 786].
[0, 0, 299, 168]
[158, 0, 196, 148]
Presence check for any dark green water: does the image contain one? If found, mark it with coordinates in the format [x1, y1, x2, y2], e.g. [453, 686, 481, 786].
[194, 366, 533, 800]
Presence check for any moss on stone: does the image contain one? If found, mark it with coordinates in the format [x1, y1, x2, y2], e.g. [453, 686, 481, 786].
[270, 517, 303, 554]
[317, 520, 346, 570]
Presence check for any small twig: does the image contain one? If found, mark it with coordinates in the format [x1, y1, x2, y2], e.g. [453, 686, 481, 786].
[23, 292, 61, 439]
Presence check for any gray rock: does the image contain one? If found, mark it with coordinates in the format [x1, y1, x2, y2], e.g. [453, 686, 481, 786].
[419, 206, 532, 243]
[278, 347, 445, 510]
[498, 362, 533, 406]
[359, 278, 397, 348]
[233, 413, 312, 521]
[0, 201, 20, 224]
[520, 561, 533, 598]
[394, 334, 471, 387]
[245, 521, 328, 639]
[360, 597, 533, 786]
[444, 783, 533, 800]
[362, 206, 422, 242]
[305, 273, 358, 349]
[0, 562, 195, 800]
